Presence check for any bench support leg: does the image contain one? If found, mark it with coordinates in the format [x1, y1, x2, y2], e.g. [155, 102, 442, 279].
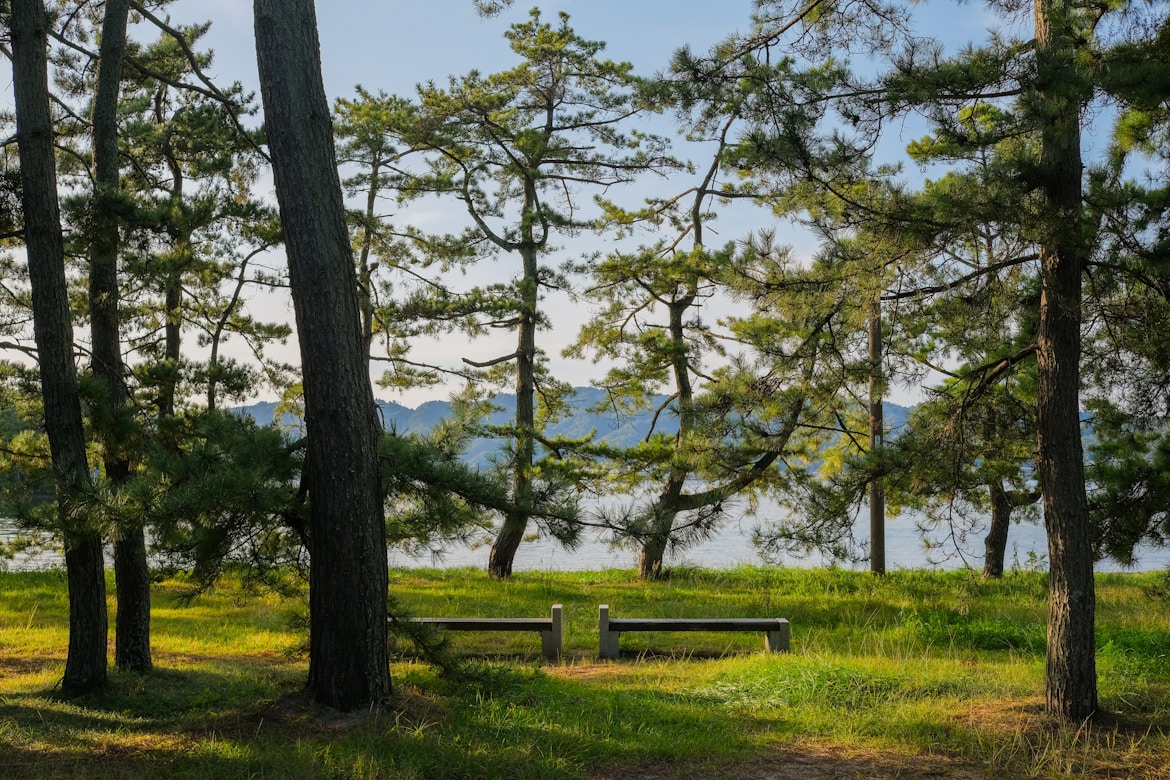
[766, 619, 790, 652]
[542, 604, 563, 660]
[599, 604, 620, 659]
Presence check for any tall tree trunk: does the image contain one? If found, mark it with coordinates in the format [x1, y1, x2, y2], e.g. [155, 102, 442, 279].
[63, 533, 108, 692]
[157, 96, 187, 419]
[112, 526, 151, 669]
[637, 296, 695, 580]
[1034, 0, 1097, 721]
[868, 303, 885, 575]
[11, 0, 108, 695]
[89, 0, 152, 673]
[633, 145, 725, 582]
[487, 239, 539, 578]
[254, 0, 391, 711]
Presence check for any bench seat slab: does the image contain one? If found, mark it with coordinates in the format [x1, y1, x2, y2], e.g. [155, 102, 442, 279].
[404, 605, 562, 660]
[599, 604, 789, 658]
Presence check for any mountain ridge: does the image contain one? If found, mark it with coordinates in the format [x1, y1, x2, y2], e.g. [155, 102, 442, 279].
[235, 389, 913, 468]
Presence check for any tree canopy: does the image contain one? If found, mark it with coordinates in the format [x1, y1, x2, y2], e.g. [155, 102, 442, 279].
[2, 0, 1168, 722]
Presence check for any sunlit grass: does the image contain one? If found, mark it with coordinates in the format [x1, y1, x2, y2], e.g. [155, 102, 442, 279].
[1, 566, 1168, 778]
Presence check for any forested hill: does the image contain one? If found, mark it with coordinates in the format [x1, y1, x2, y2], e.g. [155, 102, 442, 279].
[235, 389, 913, 468]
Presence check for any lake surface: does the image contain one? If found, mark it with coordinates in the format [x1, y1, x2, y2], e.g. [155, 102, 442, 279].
[5, 511, 1168, 574]
[390, 511, 1170, 574]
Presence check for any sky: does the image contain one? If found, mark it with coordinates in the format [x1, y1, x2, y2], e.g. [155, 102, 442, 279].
[150, 1, 774, 406]
[103, 2, 1004, 407]
[173, 2, 757, 100]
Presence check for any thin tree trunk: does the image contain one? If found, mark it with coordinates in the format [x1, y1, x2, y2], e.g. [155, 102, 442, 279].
[158, 275, 182, 418]
[636, 294, 696, 580]
[487, 235, 539, 578]
[634, 142, 725, 582]
[869, 304, 885, 575]
[357, 159, 381, 357]
[89, 0, 152, 673]
[11, 0, 107, 695]
[1034, 0, 1097, 721]
[255, 0, 390, 711]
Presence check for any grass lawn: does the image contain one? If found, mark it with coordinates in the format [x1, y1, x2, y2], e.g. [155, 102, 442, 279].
[1, 566, 1168, 778]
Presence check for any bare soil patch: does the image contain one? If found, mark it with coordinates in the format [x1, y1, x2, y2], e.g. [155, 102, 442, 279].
[589, 744, 989, 780]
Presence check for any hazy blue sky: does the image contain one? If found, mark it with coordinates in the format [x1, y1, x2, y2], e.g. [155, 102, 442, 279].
[148, 2, 792, 403]
[171, 2, 758, 102]
[166, 1, 1004, 117]
[143, 1, 1011, 405]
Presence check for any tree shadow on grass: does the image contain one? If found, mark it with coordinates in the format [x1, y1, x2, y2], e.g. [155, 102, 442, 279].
[4, 657, 1167, 780]
[0, 656, 307, 776]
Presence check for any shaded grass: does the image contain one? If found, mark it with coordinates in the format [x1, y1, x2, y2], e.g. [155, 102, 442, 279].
[1, 567, 1169, 778]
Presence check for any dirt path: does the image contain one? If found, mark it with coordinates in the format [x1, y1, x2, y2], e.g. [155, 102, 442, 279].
[588, 745, 989, 779]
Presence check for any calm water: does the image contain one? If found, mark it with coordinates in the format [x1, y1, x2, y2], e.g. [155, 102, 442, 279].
[389, 511, 1170, 574]
[5, 510, 1169, 574]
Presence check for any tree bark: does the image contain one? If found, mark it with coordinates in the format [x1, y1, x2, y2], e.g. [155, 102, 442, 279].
[638, 514, 673, 580]
[983, 482, 1013, 579]
[636, 294, 695, 580]
[1034, 0, 1097, 721]
[11, 0, 108, 695]
[113, 525, 151, 669]
[983, 485, 1041, 579]
[89, 0, 152, 673]
[63, 535, 109, 693]
[487, 216, 539, 578]
[254, 0, 390, 711]
[868, 304, 885, 575]
[488, 518, 524, 578]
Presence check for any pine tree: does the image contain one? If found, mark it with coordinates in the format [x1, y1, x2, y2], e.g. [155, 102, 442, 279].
[568, 71, 839, 576]
[366, 9, 678, 576]
[255, 0, 391, 711]
[872, 105, 1043, 578]
[9, 0, 108, 695]
[708, 0, 1166, 718]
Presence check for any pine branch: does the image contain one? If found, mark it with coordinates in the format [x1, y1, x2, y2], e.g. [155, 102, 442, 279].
[462, 351, 519, 368]
[883, 254, 1040, 301]
[125, 2, 270, 163]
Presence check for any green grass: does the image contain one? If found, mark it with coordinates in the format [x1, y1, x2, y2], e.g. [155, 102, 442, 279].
[2, 566, 1169, 778]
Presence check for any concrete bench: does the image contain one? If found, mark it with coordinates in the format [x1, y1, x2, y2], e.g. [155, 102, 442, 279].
[598, 604, 789, 659]
[404, 604, 563, 660]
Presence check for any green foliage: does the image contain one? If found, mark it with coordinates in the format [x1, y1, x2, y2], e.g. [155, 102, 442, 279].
[1086, 400, 1170, 563]
[380, 419, 507, 555]
[334, 10, 682, 572]
[49, 12, 290, 413]
[568, 42, 867, 572]
[142, 410, 305, 590]
[142, 403, 518, 593]
[350, 7, 680, 365]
